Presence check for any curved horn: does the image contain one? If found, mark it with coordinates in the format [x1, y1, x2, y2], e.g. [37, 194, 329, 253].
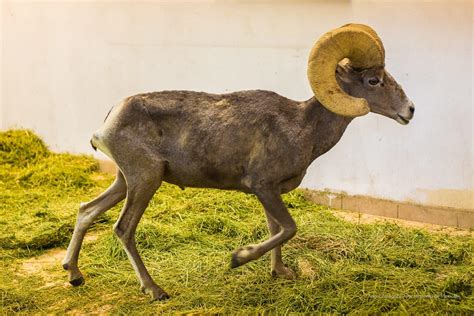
[342, 23, 385, 58]
[307, 23, 385, 117]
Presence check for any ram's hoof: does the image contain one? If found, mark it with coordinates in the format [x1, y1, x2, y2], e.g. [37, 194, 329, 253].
[271, 266, 297, 280]
[155, 292, 170, 301]
[231, 245, 256, 268]
[69, 276, 85, 287]
[141, 285, 170, 301]
[230, 253, 241, 268]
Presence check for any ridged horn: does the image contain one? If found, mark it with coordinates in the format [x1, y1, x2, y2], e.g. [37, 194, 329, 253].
[307, 23, 385, 117]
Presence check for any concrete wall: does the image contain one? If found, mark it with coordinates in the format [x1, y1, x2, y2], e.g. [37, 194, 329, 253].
[1, 0, 472, 209]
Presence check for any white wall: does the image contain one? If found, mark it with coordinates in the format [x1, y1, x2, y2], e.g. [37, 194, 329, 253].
[1, 0, 472, 209]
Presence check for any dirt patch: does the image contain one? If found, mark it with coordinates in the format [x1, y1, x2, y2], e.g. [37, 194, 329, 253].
[332, 209, 473, 237]
[19, 231, 103, 277]
[21, 248, 66, 276]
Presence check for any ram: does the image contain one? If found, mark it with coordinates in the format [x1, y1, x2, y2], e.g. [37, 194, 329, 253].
[62, 24, 415, 300]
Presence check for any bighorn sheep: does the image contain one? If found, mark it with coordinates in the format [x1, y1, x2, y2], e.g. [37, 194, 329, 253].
[62, 24, 415, 300]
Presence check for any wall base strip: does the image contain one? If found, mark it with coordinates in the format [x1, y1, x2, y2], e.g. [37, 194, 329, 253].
[302, 189, 473, 229]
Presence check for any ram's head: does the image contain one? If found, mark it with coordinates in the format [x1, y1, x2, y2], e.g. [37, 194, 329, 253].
[308, 23, 414, 124]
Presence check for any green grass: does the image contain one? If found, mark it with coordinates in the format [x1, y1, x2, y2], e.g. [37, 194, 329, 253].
[0, 129, 473, 314]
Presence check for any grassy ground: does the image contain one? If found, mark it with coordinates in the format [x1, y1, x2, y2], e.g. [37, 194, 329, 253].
[1, 129, 473, 314]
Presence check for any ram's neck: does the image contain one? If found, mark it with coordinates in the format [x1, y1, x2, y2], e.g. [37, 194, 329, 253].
[301, 96, 354, 162]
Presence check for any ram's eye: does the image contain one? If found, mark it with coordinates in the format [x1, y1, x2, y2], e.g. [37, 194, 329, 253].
[368, 78, 380, 86]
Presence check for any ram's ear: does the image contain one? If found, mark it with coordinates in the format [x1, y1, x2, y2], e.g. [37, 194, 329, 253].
[335, 59, 360, 84]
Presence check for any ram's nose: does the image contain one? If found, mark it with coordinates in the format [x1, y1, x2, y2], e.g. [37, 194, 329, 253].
[407, 101, 415, 119]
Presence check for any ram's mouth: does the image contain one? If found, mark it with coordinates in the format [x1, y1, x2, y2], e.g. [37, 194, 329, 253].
[396, 114, 410, 125]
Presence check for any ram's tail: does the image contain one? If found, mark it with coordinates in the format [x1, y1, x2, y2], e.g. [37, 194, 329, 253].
[89, 104, 121, 160]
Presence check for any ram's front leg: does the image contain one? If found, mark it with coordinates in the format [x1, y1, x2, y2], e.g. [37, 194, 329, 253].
[230, 188, 297, 275]
[265, 212, 296, 279]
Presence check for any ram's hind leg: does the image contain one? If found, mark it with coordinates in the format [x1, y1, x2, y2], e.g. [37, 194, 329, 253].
[63, 170, 127, 286]
[113, 163, 169, 301]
